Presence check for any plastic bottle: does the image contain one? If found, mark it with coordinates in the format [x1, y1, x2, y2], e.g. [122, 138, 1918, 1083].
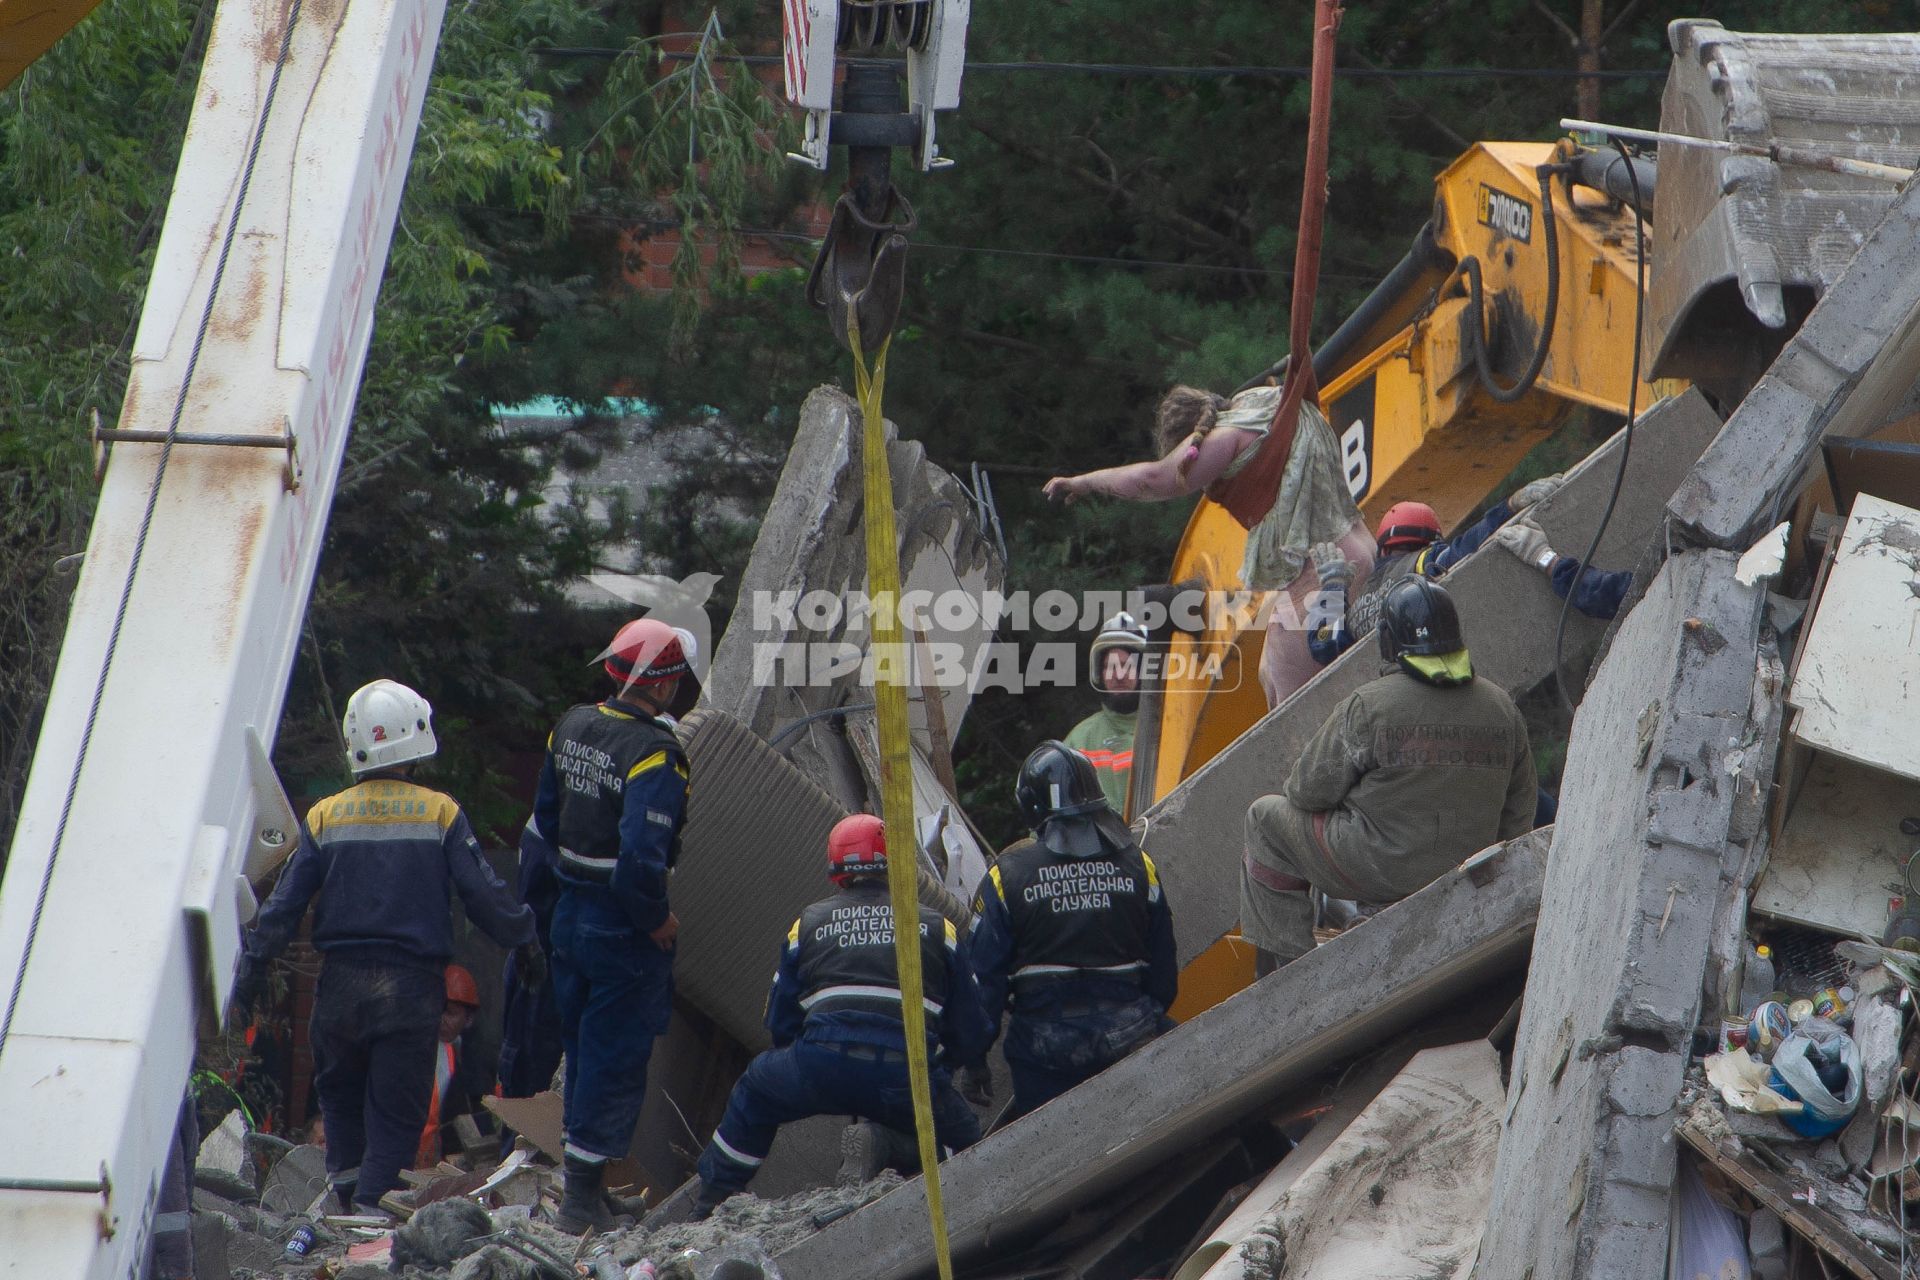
[1737, 942, 1776, 1015]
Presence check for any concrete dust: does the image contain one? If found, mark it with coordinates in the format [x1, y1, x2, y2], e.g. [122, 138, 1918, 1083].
[606, 1173, 905, 1267]
[1218, 1043, 1503, 1280]
[241, 1174, 902, 1279]
[392, 1199, 496, 1268]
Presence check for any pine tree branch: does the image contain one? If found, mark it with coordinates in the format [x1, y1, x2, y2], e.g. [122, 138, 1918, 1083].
[962, 117, 1252, 263]
[1530, 0, 1582, 48]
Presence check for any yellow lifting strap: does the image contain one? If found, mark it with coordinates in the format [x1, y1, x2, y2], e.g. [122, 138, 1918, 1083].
[848, 327, 956, 1280]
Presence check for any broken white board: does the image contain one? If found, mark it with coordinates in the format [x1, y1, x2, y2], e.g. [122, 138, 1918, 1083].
[1196, 1040, 1503, 1280]
[1751, 752, 1920, 938]
[1788, 494, 1920, 782]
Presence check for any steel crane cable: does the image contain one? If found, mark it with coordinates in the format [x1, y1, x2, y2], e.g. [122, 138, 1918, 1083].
[1551, 136, 1647, 716]
[0, 0, 308, 1064]
[1459, 163, 1563, 404]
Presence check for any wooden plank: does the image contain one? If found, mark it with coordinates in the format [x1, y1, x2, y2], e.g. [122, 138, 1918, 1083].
[1788, 495, 1920, 781]
[1678, 1119, 1898, 1280]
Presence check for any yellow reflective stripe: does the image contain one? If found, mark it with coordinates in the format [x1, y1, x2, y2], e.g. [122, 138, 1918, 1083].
[787, 918, 802, 946]
[1141, 851, 1161, 889]
[628, 750, 671, 781]
[988, 864, 1006, 904]
[942, 919, 958, 947]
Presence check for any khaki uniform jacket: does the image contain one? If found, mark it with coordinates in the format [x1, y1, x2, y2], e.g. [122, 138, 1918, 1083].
[1286, 668, 1536, 879]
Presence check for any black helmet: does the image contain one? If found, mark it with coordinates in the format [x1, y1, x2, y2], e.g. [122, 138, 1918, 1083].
[1378, 576, 1464, 663]
[1015, 741, 1130, 856]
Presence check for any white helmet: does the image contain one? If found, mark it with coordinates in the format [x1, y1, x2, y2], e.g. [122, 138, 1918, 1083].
[1090, 611, 1148, 663]
[342, 679, 438, 775]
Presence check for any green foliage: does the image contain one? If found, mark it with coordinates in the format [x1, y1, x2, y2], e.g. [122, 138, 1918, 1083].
[0, 0, 208, 840]
[5, 0, 1916, 859]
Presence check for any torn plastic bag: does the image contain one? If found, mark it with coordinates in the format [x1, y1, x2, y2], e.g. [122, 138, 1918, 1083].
[1769, 1016, 1861, 1138]
[1673, 1156, 1751, 1280]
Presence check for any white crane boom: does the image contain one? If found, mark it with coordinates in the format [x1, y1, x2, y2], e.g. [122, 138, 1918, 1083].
[0, 0, 450, 1268]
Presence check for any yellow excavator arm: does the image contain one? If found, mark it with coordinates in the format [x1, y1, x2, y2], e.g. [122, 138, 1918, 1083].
[1142, 139, 1679, 814]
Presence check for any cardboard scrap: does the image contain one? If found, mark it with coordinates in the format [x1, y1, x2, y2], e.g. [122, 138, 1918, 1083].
[1704, 1050, 1802, 1116]
[482, 1091, 647, 1189]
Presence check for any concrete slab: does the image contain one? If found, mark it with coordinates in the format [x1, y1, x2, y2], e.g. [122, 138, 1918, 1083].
[698, 385, 1004, 797]
[1205, 1041, 1503, 1280]
[1668, 178, 1920, 550]
[1138, 390, 1724, 964]
[257, 1143, 329, 1215]
[1476, 549, 1775, 1279]
[774, 828, 1549, 1280]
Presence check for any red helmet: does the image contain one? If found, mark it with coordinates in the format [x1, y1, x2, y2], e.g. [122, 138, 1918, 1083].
[1374, 501, 1443, 552]
[827, 813, 888, 885]
[601, 618, 690, 689]
[444, 964, 479, 1009]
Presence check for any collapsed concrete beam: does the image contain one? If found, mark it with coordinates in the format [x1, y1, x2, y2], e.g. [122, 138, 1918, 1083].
[1139, 390, 1723, 964]
[773, 829, 1549, 1280]
[699, 386, 1004, 801]
[1667, 177, 1920, 550]
[1477, 549, 1776, 1279]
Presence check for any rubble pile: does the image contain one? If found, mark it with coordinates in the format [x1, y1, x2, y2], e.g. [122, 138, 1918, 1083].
[1678, 945, 1920, 1277]
[186, 1127, 896, 1280]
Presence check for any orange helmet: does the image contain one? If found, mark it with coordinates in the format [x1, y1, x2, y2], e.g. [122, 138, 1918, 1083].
[1374, 501, 1442, 552]
[827, 814, 887, 885]
[444, 964, 479, 1009]
[600, 618, 690, 689]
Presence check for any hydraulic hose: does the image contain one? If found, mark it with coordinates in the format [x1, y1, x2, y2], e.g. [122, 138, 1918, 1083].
[1460, 164, 1562, 404]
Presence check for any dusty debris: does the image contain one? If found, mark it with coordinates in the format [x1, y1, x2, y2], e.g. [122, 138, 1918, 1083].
[392, 1199, 497, 1269]
[237, 1169, 896, 1279]
[614, 1174, 903, 1264]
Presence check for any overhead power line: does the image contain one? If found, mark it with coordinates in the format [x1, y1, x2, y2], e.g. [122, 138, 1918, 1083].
[546, 208, 1390, 283]
[537, 47, 1666, 81]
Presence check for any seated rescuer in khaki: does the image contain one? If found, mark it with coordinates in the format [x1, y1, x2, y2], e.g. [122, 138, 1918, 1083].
[1240, 576, 1537, 975]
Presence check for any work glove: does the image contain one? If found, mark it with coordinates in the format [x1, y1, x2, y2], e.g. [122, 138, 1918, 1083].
[1507, 472, 1566, 514]
[957, 1064, 994, 1109]
[1308, 541, 1352, 590]
[1489, 519, 1557, 571]
[512, 942, 548, 993]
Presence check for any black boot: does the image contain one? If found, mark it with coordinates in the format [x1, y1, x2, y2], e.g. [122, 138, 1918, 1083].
[333, 1181, 357, 1214]
[555, 1155, 614, 1235]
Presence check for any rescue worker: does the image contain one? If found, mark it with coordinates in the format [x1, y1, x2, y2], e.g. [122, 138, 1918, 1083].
[1064, 612, 1149, 813]
[416, 964, 479, 1167]
[234, 679, 540, 1216]
[691, 814, 988, 1217]
[968, 742, 1177, 1121]
[1486, 515, 1634, 620]
[1306, 474, 1567, 665]
[1244, 578, 1536, 975]
[533, 618, 692, 1234]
